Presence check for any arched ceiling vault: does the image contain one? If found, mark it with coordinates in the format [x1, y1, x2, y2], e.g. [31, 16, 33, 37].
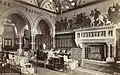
[6, 14, 30, 34]
[21, 0, 102, 13]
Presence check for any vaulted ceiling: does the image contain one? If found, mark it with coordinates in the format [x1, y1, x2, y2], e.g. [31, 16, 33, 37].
[37, 0, 99, 13]
[21, 0, 103, 13]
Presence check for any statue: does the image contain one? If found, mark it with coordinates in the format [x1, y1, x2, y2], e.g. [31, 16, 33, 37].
[42, 43, 46, 50]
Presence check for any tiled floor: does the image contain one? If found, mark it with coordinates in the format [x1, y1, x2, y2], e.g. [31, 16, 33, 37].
[33, 64, 113, 75]
[7, 55, 120, 75]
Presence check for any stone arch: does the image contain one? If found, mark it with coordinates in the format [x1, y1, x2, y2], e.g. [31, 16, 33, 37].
[0, 6, 33, 35]
[33, 16, 55, 37]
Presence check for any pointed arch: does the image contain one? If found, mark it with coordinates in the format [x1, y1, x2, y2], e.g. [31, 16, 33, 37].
[33, 16, 55, 37]
[0, 6, 33, 35]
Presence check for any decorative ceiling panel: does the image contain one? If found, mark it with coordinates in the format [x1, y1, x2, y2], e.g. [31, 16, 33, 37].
[22, 0, 105, 13]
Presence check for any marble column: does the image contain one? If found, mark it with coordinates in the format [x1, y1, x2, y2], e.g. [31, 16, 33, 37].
[17, 34, 23, 56]
[108, 44, 111, 57]
[106, 44, 115, 63]
[52, 36, 55, 49]
[0, 36, 2, 52]
[113, 45, 116, 57]
[50, 33, 55, 49]
[0, 25, 4, 52]
[81, 44, 86, 66]
[112, 45, 116, 61]
[31, 34, 35, 50]
[82, 44, 86, 59]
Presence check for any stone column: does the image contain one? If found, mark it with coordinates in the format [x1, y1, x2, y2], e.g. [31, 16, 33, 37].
[52, 36, 55, 49]
[104, 45, 107, 59]
[0, 25, 4, 52]
[81, 44, 86, 59]
[0, 36, 2, 52]
[17, 34, 23, 56]
[113, 45, 116, 58]
[50, 33, 55, 49]
[81, 44, 86, 66]
[31, 34, 35, 50]
[108, 44, 111, 57]
[112, 44, 116, 60]
[106, 44, 115, 63]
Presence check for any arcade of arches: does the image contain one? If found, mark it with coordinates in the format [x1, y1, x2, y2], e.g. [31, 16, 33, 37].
[2, 13, 31, 55]
[1, 0, 120, 66]
[0, 12, 55, 55]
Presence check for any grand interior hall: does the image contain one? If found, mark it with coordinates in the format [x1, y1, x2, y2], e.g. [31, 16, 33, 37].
[0, 0, 120, 75]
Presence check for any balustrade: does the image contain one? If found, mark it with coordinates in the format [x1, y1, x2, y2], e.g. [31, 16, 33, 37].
[80, 31, 106, 38]
[75, 25, 115, 39]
